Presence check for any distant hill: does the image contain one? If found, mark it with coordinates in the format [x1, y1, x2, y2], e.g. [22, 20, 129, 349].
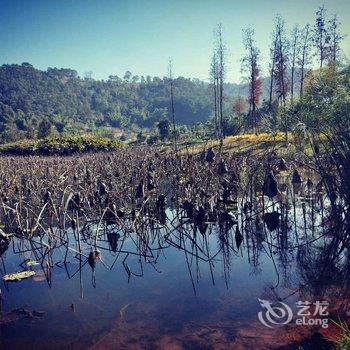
[0, 63, 268, 142]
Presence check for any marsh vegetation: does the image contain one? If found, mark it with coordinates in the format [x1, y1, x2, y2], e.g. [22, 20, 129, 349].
[0, 122, 350, 348]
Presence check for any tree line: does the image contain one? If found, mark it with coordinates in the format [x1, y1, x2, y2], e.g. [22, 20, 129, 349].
[0, 5, 346, 144]
[0, 64, 219, 142]
[210, 6, 345, 143]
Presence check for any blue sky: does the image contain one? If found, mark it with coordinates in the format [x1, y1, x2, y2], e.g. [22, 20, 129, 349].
[0, 0, 349, 83]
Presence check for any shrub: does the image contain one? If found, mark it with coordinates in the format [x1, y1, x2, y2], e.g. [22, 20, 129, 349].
[0, 134, 123, 156]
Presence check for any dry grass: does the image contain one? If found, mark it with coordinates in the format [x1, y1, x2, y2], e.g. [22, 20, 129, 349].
[179, 132, 290, 156]
[324, 318, 350, 349]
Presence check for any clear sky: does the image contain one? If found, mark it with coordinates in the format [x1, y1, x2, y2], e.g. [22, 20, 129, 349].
[0, 0, 349, 83]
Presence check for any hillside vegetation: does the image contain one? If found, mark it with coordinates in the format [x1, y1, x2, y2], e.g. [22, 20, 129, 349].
[0, 63, 250, 142]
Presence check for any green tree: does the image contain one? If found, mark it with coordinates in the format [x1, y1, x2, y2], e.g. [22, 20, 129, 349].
[157, 119, 170, 140]
[38, 119, 53, 139]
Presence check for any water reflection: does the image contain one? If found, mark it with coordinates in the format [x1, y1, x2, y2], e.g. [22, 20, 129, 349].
[0, 178, 348, 349]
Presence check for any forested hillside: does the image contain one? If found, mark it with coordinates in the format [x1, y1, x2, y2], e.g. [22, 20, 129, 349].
[0, 63, 249, 142]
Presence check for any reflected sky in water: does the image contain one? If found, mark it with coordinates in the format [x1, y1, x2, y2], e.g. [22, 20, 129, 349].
[0, 189, 342, 349]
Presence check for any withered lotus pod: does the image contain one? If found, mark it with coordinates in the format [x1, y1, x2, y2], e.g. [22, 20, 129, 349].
[71, 219, 76, 231]
[99, 182, 108, 196]
[156, 195, 166, 212]
[182, 200, 195, 218]
[292, 169, 302, 184]
[135, 180, 144, 199]
[243, 201, 252, 213]
[44, 190, 52, 204]
[219, 211, 236, 231]
[147, 173, 155, 191]
[218, 159, 228, 175]
[198, 150, 206, 162]
[107, 232, 119, 252]
[198, 223, 208, 235]
[235, 226, 243, 249]
[314, 143, 320, 155]
[263, 211, 280, 232]
[195, 206, 207, 226]
[205, 148, 215, 163]
[222, 187, 231, 203]
[263, 173, 278, 198]
[74, 192, 81, 207]
[88, 250, 101, 269]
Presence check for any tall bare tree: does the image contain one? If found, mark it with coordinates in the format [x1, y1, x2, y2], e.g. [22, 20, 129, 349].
[314, 6, 329, 69]
[298, 24, 312, 98]
[268, 34, 278, 111]
[210, 53, 220, 140]
[290, 25, 300, 104]
[168, 59, 177, 154]
[273, 15, 289, 106]
[241, 28, 263, 133]
[214, 24, 226, 148]
[327, 14, 344, 68]
[271, 15, 290, 144]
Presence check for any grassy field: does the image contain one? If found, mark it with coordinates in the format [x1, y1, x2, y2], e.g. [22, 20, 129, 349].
[177, 132, 292, 156]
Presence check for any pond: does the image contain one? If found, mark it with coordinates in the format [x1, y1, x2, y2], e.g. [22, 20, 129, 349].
[0, 181, 345, 349]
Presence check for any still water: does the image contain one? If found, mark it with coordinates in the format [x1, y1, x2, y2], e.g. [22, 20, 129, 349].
[0, 189, 344, 349]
